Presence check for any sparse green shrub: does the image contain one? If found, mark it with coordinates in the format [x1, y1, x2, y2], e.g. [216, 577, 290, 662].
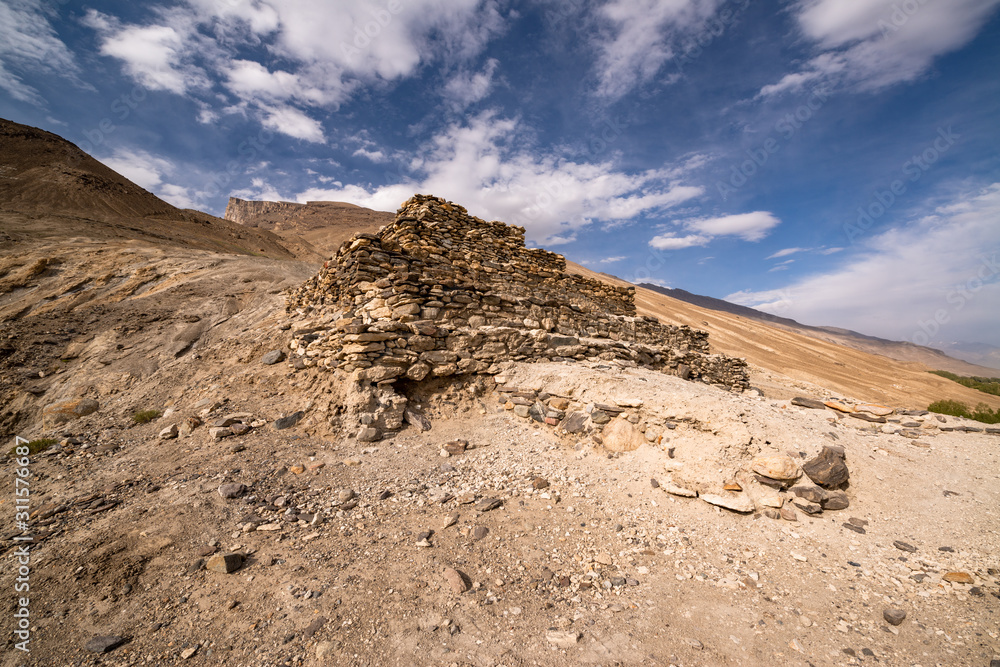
[927, 399, 1000, 424]
[929, 370, 1000, 396]
[132, 409, 161, 424]
[8, 438, 57, 457]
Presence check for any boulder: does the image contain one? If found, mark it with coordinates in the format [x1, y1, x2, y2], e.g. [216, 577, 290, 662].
[801, 445, 849, 488]
[791, 397, 826, 409]
[600, 419, 645, 452]
[750, 455, 801, 481]
[43, 398, 99, 426]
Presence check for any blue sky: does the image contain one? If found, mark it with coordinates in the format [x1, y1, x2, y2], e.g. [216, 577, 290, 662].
[1, 0, 999, 351]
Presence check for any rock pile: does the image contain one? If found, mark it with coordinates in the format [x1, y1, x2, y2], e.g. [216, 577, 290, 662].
[285, 195, 749, 392]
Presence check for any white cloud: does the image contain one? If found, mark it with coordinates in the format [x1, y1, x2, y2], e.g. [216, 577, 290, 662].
[444, 58, 499, 111]
[649, 210, 780, 251]
[767, 247, 808, 259]
[649, 233, 711, 250]
[83, 0, 509, 138]
[258, 103, 325, 143]
[0, 0, 88, 104]
[760, 0, 1000, 96]
[84, 9, 213, 95]
[687, 211, 780, 241]
[819, 246, 844, 255]
[353, 148, 388, 163]
[726, 183, 1000, 346]
[293, 112, 703, 245]
[594, 0, 723, 99]
[101, 148, 176, 190]
[599, 255, 628, 264]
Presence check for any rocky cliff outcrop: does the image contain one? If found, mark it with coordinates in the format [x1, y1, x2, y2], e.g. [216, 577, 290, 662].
[224, 197, 305, 228]
[284, 194, 749, 392]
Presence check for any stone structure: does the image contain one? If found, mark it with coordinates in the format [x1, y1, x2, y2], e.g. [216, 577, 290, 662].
[285, 194, 749, 390]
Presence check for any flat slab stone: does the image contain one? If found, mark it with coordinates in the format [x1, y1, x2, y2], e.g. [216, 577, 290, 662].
[662, 483, 697, 498]
[791, 397, 826, 409]
[701, 493, 754, 513]
[750, 455, 801, 481]
[857, 403, 894, 416]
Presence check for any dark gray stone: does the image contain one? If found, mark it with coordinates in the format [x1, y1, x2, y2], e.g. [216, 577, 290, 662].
[261, 350, 286, 365]
[474, 498, 503, 513]
[801, 445, 849, 488]
[820, 490, 850, 510]
[849, 412, 886, 423]
[893, 540, 917, 553]
[882, 608, 906, 626]
[558, 411, 589, 433]
[791, 397, 826, 409]
[218, 483, 247, 499]
[273, 411, 304, 430]
[85, 636, 127, 653]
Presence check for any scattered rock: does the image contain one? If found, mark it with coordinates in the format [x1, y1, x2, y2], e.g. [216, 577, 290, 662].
[43, 398, 100, 426]
[663, 482, 697, 498]
[442, 439, 468, 455]
[600, 419, 645, 452]
[824, 400, 855, 413]
[801, 445, 849, 488]
[403, 406, 431, 431]
[882, 609, 906, 626]
[442, 567, 470, 593]
[849, 412, 886, 423]
[820, 490, 850, 510]
[532, 477, 549, 489]
[545, 629, 581, 648]
[274, 411, 305, 430]
[207, 553, 245, 574]
[942, 572, 974, 584]
[180, 645, 199, 660]
[791, 397, 826, 409]
[701, 493, 754, 513]
[751, 455, 801, 481]
[218, 483, 247, 499]
[857, 403, 894, 416]
[209, 427, 233, 440]
[475, 498, 503, 513]
[892, 541, 917, 553]
[85, 636, 126, 653]
[159, 423, 178, 439]
[261, 350, 286, 365]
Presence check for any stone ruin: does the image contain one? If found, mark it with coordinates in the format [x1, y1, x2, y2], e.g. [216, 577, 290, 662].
[284, 194, 749, 439]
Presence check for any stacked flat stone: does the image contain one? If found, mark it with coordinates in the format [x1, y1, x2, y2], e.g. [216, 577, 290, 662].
[285, 194, 749, 391]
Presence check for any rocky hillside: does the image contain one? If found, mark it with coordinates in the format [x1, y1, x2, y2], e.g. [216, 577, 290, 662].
[1, 122, 998, 666]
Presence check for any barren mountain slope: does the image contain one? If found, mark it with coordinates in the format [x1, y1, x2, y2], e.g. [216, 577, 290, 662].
[566, 261, 1000, 411]
[640, 283, 999, 376]
[0, 118, 295, 259]
[226, 197, 393, 259]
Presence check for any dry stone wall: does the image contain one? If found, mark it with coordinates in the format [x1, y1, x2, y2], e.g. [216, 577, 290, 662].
[285, 194, 749, 390]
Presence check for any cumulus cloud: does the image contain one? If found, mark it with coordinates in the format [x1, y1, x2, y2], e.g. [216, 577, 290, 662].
[649, 233, 711, 250]
[649, 211, 780, 251]
[0, 0, 89, 104]
[292, 112, 703, 245]
[727, 183, 1000, 346]
[760, 0, 1000, 96]
[82, 0, 510, 139]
